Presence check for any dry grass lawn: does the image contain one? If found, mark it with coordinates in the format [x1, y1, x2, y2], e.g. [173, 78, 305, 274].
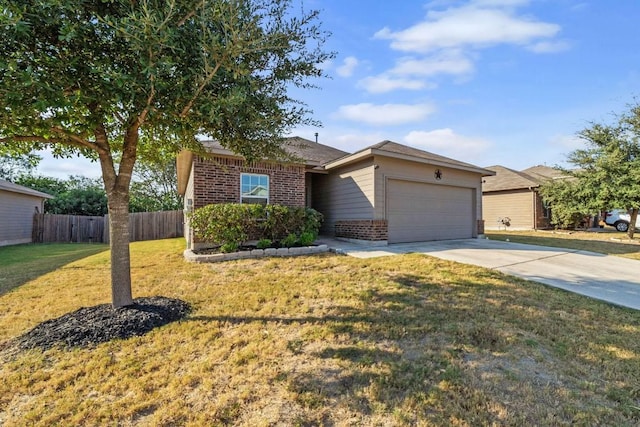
[1, 238, 640, 426]
[487, 229, 640, 261]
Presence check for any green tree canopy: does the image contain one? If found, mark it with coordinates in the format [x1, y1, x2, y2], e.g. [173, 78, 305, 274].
[0, 152, 41, 181]
[129, 153, 182, 212]
[542, 104, 640, 238]
[0, 0, 333, 307]
[538, 177, 588, 229]
[18, 175, 108, 215]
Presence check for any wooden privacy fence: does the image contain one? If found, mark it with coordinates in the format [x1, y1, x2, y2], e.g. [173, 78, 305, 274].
[33, 210, 184, 243]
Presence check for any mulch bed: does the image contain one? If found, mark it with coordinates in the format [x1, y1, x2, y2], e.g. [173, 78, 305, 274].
[13, 296, 191, 351]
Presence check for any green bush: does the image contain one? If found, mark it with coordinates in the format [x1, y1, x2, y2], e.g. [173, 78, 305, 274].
[298, 231, 316, 246]
[220, 242, 239, 253]
[188, 203, 263, 249]
[256, 238, 272, 249]
[302, 208, 323, 236]
[189, 203, 323, 251]
[281, 233, 298, 248]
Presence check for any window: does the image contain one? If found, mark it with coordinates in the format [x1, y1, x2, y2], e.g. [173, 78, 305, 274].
[240, 173, 269, 205]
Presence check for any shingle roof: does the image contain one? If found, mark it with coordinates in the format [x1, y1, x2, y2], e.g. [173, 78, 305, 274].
[482, 165, 565, 192]
[521, 165, 566, 181]
[0, 178, 54, 199]
[283, 136, 350, 165]
[200, 136, 349, 166]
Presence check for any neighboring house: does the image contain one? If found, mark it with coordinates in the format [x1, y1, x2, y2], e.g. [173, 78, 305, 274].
[0, 178, 53, 246]
[482, 165, 564, 230]
[177, 137, 494, 248]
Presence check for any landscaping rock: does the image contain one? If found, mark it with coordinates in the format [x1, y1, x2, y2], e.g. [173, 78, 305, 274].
[14, 296, 191, 351]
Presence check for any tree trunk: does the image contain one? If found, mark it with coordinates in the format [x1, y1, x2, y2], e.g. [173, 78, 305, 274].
[108, 193, 133, 307]
[628, 208, 638, 240]
[94, 119, 139, 308]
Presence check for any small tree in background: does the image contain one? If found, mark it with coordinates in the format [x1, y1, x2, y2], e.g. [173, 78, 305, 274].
[129, 153, 182, 212]
[545, 104, 640, 238]
[0, 0, 332, 307]
[0, 153, 41, 182]
[15, 175, 108, 215]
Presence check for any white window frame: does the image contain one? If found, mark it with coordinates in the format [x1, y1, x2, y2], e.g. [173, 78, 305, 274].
[240, 173, 269, 205]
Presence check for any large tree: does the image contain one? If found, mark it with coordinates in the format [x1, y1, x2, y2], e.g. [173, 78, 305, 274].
[546, 104, 640, 238]
[0, 0, 332, 307]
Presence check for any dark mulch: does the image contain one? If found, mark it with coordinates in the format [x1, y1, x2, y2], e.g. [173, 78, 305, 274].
[14, 296, 191, 351]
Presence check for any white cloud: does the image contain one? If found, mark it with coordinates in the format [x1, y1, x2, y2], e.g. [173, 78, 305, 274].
[471, 0, 530, 7]
[36, 149, 101, 179]
[336, 56, 359, 77]
[390, 51, 474, 76]
[335, 103, 436, 126]
[361, 1, 565, 95]
[404, 128, 492, 159]
[527, 40, 571, 53]
[357, 75, 432, 93]
[374, 4, 560, 53]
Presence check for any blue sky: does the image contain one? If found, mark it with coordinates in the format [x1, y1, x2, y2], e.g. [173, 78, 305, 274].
[38, 0, 640, 178]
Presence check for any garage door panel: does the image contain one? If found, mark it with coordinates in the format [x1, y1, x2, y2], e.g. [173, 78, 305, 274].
[387, 180, 473, 243]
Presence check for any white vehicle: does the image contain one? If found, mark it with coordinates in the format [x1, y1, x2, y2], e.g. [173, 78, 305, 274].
[604, 209, 640, 232]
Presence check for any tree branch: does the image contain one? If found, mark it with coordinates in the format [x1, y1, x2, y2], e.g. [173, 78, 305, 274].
[179, 62, 221, 118]
[50, 127, 98, 150]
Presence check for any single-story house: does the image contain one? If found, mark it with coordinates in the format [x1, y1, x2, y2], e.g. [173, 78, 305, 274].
[0, 178, 53, 246]
[482, 165, 564, 230]
[177, 137, 495, 248]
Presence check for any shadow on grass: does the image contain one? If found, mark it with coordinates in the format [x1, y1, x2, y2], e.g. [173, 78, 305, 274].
[0, 243, 108, 296]
[187, 272, 492, 424]
[187, 264, 640, 425]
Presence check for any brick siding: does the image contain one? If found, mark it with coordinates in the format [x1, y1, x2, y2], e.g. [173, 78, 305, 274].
[192, 155, 306, 209]
[335, 220, 388, 241]
[534, 192, 552, 229]
[477, 219, 485, 235]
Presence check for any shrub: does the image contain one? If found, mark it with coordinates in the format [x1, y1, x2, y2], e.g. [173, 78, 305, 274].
[220, 242, 239, 253]
[281, 233, 298, 248]
[256, 238, 272, 249]
[189, 203, 323, 250]
[298, 231, 316, 246]
[302, 208, 323, 236]
[188, 203, 263, 248]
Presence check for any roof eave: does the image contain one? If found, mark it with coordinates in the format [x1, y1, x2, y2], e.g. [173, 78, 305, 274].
[372, 148, 496, 175]
[323, 149, 375, 169]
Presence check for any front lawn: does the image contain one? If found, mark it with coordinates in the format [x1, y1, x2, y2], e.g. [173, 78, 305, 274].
[486, 229, 640, 260]
[0, 243, 108, 296]
[1, 238, 639, 425]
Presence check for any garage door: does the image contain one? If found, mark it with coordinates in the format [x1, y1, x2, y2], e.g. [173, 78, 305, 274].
[387, 179, 474, 243]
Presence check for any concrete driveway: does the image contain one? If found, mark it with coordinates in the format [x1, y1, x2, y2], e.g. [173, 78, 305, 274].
[322, 238, 640, 311]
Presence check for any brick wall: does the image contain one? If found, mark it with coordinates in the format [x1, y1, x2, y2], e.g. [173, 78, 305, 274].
[533, 192, 552, 229]
[192, 155, 306, 209]
[335, 220, 388, 241]
[477, 219, 485, 235]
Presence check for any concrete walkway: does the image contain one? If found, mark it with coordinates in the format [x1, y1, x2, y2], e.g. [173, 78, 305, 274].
[319, 237, 640, 311]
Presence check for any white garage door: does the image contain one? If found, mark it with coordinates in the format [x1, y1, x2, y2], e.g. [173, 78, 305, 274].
[387, 179, 474, 243]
